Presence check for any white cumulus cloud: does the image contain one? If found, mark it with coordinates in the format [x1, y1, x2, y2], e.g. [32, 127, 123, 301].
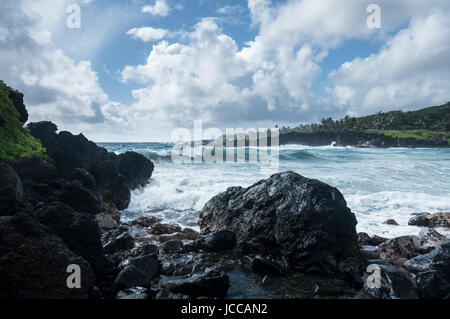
[126, 26, 169, 42]
[142, 0, 171, 17]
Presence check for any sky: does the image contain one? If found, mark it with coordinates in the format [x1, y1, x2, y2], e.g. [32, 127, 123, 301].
[1, 0, 450, 142]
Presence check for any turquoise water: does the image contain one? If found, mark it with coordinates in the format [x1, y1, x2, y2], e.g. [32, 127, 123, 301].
[98, 142, 450, 238]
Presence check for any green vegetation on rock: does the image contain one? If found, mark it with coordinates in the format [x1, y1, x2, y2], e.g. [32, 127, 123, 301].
[0, 80, 49, 163]
[279, 102, 450, 145]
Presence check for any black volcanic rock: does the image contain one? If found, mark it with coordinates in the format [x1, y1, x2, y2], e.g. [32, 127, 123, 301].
[363, 264, 419, 299]
[0, 213, 95, 299]
[27, 121, 154, 210]
[199, 171, 359, 272]
[27, 121, 58, 145]
[58, 179, 103, 214]
[36, 202, 113, 281]
[0, 162, 23, 216]
[118, 151, 154, 189]
[8, 89, 28, 123]
[161, 269, 230, 298]
[196, 229, 236, 252]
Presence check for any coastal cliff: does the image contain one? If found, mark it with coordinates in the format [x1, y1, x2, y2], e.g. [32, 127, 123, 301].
[279, 103, 450, 148]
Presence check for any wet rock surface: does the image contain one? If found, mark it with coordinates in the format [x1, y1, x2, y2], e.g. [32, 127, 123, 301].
[363, 264, 419, 299]
[160, 269, 230, 298]
[199, 171, 359, 272]
[408, 212, 450, 229]
[378, 235, 422, 266]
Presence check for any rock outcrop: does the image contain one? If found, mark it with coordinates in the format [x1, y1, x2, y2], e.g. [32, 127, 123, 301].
[408, 212, 450, 229]
[27, 121, 154, 210]
[199, 171, 359, 272]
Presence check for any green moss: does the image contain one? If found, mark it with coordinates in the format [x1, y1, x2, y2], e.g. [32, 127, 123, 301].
[0, 80, 50, 163]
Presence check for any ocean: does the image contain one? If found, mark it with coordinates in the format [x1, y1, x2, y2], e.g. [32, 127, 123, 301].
[98, 142, 450, 238]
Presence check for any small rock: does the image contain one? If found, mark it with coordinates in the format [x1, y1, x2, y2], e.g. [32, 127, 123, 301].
[161, 269, 230, 298]
[150, 222, 182, 235]
[132, 216, 162, 228]
[130, 243, 159, 257]
[114, 254, 159, 289]
[155, 288, 189, 299]
[183, 228, 199, 240]
[408, 212, 450, 228]
[116, 287, 149, 299]
[358, 232, 388, 246]
[102, 229, 135, 254]
[378, 235, 421, 266]
[383, 219, 399, 226]
[416, 228, 448, 254]
[159, 240, 183, 254]
[360, 246, 380, 260]
[159, 232, 185, 243]
[95, 212, 118, 231]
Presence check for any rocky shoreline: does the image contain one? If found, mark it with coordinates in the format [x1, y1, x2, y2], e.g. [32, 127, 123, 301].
[2, 144, 449, 299]
[1, 97, 449, 299]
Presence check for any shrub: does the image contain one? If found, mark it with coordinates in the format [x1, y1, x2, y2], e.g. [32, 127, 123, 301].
[0, 80, 50, 163]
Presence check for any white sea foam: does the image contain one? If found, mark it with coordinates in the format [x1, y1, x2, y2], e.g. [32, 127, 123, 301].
[113, 143, 450, 239]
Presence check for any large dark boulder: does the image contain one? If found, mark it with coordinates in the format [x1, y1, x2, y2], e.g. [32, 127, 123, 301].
[36, 202, 113, 281]
[199, 171, 359, 272]
[0, 162, 23, 216]
[118, 152, 154, 189]
[0, 213, 95, 299]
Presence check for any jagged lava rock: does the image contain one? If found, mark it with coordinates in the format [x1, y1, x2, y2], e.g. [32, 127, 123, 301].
[36, 202, 113, 280]
[27, 121, 154, 210]
[0, 213, 95, 299]
[199, 171, 359, 272]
